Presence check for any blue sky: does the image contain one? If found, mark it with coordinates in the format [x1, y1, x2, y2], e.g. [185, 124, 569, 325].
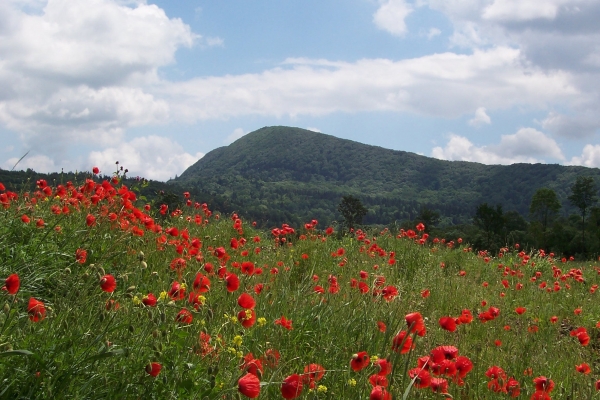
[1, 0, 600, 180]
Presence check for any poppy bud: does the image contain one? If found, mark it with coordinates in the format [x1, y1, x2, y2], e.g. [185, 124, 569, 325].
[152, 329, 159, 338]
[126, 286, 136, 293]
[138, 251, 145, 261]
[64, 268, 71, 274]
[160, 312, 166, 322]
[140, 261, 147, 269]
[3, 303, 10, 314]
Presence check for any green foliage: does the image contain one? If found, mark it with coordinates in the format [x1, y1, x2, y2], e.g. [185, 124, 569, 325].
[337, 195, 367, 231]
[569, 176, 598, 255]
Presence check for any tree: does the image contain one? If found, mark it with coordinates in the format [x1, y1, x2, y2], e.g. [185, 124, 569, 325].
[416, 206, 440, 232]
[338, 195, 367, 231]
[473, 203, 504, 249]
[568, 176, 598, 256]
[529, 188, 561, 249]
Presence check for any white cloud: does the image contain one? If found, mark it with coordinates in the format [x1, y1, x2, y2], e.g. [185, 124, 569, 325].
[225, 128, 248, 144]
[306, 127, 321, 132]
[205, 37, 224, 47]
[482, 0, 560, 21]
[2, 154, 59, 173]
[468, 107, 491, 127]
[0, 0, 195, 161]
[160, 47, 577, 121]
[88, 135, 204, 181]
[432, 128, 565, 164]
[427, 27, 442, 39]
[568, 144, 600, 168]
[373, 0, 413, 36]
[541, 111, 600, 139]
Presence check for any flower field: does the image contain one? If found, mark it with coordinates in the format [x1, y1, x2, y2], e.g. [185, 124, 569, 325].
[2, 171, 600, 399]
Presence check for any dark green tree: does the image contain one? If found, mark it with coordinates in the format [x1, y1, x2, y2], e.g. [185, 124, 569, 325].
[338, 195, 368, 231]
[473, 203, 504, 249]
[416, 206, 441, 232]
[529, 187, 561, 249]
[568, 176, 598, 255]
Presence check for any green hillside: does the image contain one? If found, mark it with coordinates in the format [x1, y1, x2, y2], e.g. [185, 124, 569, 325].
[173, 126, 600, 227]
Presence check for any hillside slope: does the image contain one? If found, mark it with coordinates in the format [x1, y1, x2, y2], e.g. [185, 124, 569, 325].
[173, 126, 600, 227]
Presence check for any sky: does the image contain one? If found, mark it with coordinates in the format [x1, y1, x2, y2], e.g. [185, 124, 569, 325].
[1, 0, 600, 181]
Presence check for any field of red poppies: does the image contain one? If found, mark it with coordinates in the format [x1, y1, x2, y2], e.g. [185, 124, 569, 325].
[1, 170, 600, 399]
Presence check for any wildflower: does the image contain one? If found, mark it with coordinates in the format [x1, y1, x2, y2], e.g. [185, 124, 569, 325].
[142, 293, 157, 307]
[515, 307, 526, 315]
[377, 321, 387, 332]
[421, 289, 430, 298]
[168, 281, 185, 300]
[145, 362, 162, 377]
[233, 335, 243, 347]
[350, 351, 370, 372]
[303, 363, 326, 387]
[92, 166, 100, 174]
[193, 273, 210, 293]
[237, 309, 257, 328]
[28, 298, 46, 322]
[533, 376, 554, 393]
[275, 315, 293, 330]
[439, 316, 456, 332]
[430, 377, 449, 394]
[381, 285, 398, 301]
[391, 331, 413, 354]
[570, 327, 590, 346]
[348, 378, 357, 386]
[169, 258, 187, 273]
[281, 374, 303, 399]
[225, 272, 240, 292]
[317, 385, 327, 393]
[86, 214, 96, 227]
[75, 248, 87, 264]
[241, 353, 263, 376]
[238, 372, 260, 398]
[99, 274, 117, 293]
[175, 308, 193, 324]
[257, 317, 267, 326]
[3, 274, 20, 294]
[370, 385, 391, 400]
[405, 312, 426, 336]
[576, 363, 591, 374]
[238, 293, 256, 309]
[21, 215, 30, 224]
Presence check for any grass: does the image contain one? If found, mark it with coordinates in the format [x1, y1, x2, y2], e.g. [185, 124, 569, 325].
[1, 176, 600, 399]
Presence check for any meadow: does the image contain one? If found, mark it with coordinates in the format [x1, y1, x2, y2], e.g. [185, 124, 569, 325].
[1, 170, 600, 399]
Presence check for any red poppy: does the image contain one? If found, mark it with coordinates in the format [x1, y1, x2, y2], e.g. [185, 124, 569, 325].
[421, 289, 430, 298]
[439, 316, 457, 332]
[381, 285, 398, 301]
[515, 307, 526, 315]
[405, 312, 426, 336]
[533, 376, 554, 393]
[350, 351, 370, 371]
[168, 281, 185, 300]
[281, 374, 303, 399]
[377, 321, 387, 332]
[392, 331, 413, 354]
[302, 363, 325, 386]
[192, 273, 210, 293]
[145, 362, 162, 377]
[175, 308, 193, 324]
[408, 368, 431, 388]
[275, 315, 293, 330]
[241, 353, 263, 376]
[370, 385, 391, 400]
[576, 363, 591, 374]
[225, 273, 240, 292]
[99, 274, 117, 293]
[21, 215, 30, 224]
[3, 273, 20, 294]
[142, 293, 157, 307]
[75, 248, 87, 264]
[86, 214, 96, 227]
[237, 309, 257, 328]
[430, 377, 449, 394]
[455, 356, 473, 378]
[170, 258, 187, 272]
[238, 293, 256, 309]
[28, 298, 46, 322]
[570, 327, 590, 346]
[241, 261, 255, 275]
[238, 372, 261, 398]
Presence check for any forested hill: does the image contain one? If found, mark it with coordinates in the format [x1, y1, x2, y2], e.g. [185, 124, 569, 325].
[173, 126, 600, 227]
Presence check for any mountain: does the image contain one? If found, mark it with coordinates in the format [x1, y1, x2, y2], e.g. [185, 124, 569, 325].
[174, 126, 600, 227]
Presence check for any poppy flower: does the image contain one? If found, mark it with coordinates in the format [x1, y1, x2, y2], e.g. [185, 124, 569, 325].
[391, 331, 413, 354]
[28, 298, 46, 322]
[3, 273, 20, 294]
[241, 353, 263, 376]
[145, 362, 162, 377]
[21, 215, 30, 224]
[515, 307, 526, 315]
[377, 321, 387, 332]
[439, 317, 457, 332]
[275, 315, 293, 330]
[281, 374, 303, 399]
[99, 274, 117, 293]
[430, 377, 449, 394]
[86, 214, 96, 227]
[142, 293, 157, 307]
[302, 363, 325, 388]
[75, 248, 87, 264]
[238, 372, 261, 398]
[576, 363, 591, 374]
[430, 346, 458, 363]
[350, 351, 370, 372]
[570, 327, 590, 346]
[193, 273, 210, 293]
[405, 312, 426, 336]
[408, 368, 431, 388]
[421, 289, 430, 298]
[455, 356, 473, 378]
[225, 273, 240, 292]
[175, 308, 193, 324]
[381, 285, 398, 301]
[168, 281, 185, 300]
[238, 293, 256, 309]
[370, 385, 391, 400]
[533, 376, 554, 393]
[237, 309, 257, 328]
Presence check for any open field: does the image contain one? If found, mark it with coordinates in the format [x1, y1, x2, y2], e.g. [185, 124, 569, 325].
[1, 175, 600, 399]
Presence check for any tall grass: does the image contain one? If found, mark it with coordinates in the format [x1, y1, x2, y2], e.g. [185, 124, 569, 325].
[1, 176, 599, 399]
